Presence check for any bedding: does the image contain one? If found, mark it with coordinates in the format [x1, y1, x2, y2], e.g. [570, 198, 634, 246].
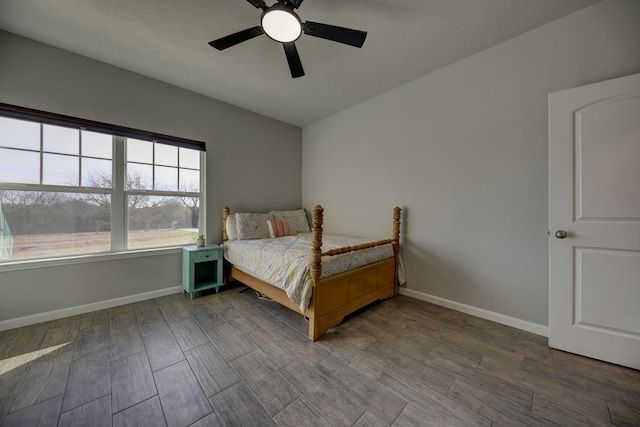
[224, 233, 394, 312]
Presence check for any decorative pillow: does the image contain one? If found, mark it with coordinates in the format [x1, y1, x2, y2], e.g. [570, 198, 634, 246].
[225, 215, 237, 241]
[266, 219, 296, 238]
[270, 209, 310, 233]
[235, 212, 273, 240]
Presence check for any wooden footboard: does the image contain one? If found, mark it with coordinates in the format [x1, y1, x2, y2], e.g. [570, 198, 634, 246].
[223, 205, 401, 341]
[310, 257, 396, 340]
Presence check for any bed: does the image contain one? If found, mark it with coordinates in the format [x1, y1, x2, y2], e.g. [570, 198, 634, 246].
[222, 205, 401, 341]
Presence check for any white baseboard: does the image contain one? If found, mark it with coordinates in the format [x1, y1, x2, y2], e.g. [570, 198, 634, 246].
[0, 286, 182, 332]
[1, 285, 549, 337]
[399, 287, 549, 337]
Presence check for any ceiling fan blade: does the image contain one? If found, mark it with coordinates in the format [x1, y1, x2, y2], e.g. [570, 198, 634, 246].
[277, 0, 303, 8]
[209, 26, 264, 50]
[283, 43, 305, 78]
[303, 21, 367, 48]
[246, 0, 267, 9]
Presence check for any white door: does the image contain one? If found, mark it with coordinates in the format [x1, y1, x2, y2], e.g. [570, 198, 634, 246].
[549, 73, 640, 370]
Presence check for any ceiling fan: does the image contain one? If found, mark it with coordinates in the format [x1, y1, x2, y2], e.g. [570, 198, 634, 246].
[209, 0, 367, 78]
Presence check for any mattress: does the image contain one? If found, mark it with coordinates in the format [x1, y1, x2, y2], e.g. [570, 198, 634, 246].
[224, 233, 394, 312]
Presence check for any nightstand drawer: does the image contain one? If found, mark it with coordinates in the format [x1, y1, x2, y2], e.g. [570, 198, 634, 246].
[192, 249, 221, 263]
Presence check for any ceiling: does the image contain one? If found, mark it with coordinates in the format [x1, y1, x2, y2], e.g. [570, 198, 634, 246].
[0, 0, 600, 127]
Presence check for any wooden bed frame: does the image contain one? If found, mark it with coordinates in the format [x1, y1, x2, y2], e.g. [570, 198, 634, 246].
[222, 205, 401, 341]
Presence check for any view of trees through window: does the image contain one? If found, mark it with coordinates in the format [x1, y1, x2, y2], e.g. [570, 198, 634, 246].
[0, 112, 203, 262]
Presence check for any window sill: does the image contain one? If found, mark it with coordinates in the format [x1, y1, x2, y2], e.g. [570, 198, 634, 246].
[0, 246, 185, 273]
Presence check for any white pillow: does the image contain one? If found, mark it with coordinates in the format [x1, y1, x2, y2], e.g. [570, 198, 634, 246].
[226, 215, 237, 241]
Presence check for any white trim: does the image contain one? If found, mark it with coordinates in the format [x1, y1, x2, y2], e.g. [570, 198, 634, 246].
[0, 286, 182, 332]
[113, 135, 126, 251]
[0, 246, 182, 273]
[199, 150, 206, 240]
[399, 287, 549, 337]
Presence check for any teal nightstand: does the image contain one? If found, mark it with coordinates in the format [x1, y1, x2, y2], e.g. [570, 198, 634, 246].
[182, 244, 224, 298]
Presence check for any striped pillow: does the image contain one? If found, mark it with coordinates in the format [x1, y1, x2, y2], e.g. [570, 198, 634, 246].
[266, 219, 295, 238]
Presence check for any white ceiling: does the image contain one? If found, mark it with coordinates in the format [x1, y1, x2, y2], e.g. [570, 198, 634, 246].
[0, 0, 600, 127]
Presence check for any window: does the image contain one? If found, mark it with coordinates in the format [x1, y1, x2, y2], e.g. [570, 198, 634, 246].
[124, 139, 202, 250]
[0, 104, 205, 262]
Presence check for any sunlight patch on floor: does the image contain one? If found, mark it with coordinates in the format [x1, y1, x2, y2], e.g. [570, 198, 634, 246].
[0, 342, 73, 375]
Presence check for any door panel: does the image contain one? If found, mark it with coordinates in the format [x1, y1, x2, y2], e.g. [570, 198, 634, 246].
[578, 97, 640, 219]
[577, 248, 640, 335]
[549, 73, 640, 369]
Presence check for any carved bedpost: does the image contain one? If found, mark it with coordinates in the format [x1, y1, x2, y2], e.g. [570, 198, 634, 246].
[392, 206, 401, 256]
[222, 207, 230, 243]
[392, 206, 401, 295]
[310, 205, 324, 285]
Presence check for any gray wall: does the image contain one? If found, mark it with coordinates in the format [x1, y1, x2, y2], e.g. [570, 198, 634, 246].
[302, 0, 640, 326]
[0, 30, 302, 323]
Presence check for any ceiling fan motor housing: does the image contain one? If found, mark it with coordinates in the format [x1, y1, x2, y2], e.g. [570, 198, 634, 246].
[261, 3, 302, 43]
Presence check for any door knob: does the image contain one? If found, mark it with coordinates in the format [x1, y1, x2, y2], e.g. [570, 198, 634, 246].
[555, 230, 568, 239]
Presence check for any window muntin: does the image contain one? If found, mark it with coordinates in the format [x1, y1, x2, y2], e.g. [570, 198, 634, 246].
[126, 139, 201, 192]
[0, 112, 204, 263]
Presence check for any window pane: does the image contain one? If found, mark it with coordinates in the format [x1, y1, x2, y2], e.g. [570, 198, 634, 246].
[155, 143, 177, 167]
[127, 195, 198, 249]
[43, 153, 79, 186]
[155, 166, 177, 191]
[82, 158, 112, 188]
[126, 163, 152, 190]
[179, 147, 200, 169]
[43, 124, 79, 155]
[0, 191, 111, 261]
[0, 148, 40, 184]
[82, 131, 112, 159]
[0, 117, 40, 150]
[179, 169, 200, 192]
[127, 138, 152, 163]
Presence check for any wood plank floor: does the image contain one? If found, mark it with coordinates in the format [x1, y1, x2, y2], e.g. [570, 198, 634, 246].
[1, 283, 639, 426]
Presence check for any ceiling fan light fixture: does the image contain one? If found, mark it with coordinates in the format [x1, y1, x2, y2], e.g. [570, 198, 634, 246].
[261, 6, 302, 43]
